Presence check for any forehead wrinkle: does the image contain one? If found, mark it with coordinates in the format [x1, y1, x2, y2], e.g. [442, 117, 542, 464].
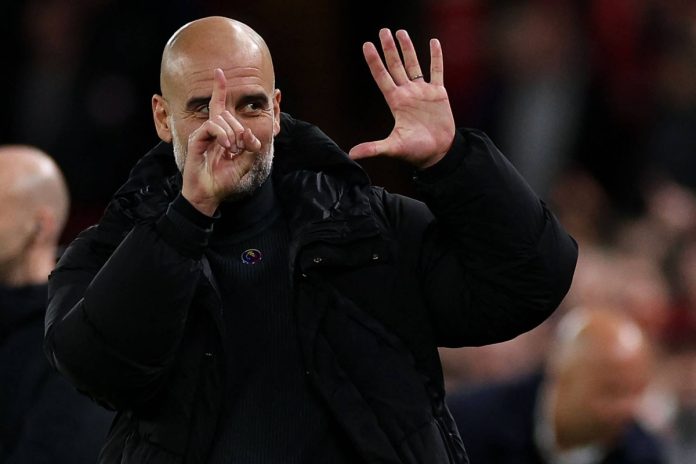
[184, 80, 268, 103]
[187, 66, 265, 82]
[183, 68, 270, 101]
[163, 54, 271, 101]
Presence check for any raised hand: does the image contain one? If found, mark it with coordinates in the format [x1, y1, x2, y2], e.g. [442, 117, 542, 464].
[349, 29, 456, 169]
[181, 68, 262, 216]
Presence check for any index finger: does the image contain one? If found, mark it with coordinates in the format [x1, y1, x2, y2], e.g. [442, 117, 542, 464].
[209, 68, 227, 118]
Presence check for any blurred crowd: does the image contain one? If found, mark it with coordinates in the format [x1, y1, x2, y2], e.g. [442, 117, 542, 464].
[437, 3, 696, 462]
[2, 0, 696, 462]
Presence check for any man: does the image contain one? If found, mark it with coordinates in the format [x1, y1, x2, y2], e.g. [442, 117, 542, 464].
[448, 307, 666, 464]
[0, 146, 112, 462]
[44, 16, 577, 463]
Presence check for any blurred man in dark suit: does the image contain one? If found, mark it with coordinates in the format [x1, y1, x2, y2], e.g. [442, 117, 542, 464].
[0, 145, 112, 463]
[449, 306, 666, 464]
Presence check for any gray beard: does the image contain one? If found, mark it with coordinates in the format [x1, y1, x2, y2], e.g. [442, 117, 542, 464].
[172, 127, 274, 202]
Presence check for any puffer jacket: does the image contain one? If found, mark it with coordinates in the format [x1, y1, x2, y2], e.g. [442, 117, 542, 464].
[44, 114, 577, 463]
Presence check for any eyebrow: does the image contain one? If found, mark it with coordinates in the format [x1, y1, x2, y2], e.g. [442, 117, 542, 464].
[184, 92, 270, 112]
[185, 96, 211, 112]
[237, 93, 270, 108]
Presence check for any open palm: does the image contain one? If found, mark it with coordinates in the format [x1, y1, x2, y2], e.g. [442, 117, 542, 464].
[349, 29, 456, 169]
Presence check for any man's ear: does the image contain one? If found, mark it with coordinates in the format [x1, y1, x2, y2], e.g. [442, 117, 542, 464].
[272, 89, 282, 136]
[33, 207, 58, 246]
[152, 94, 173, 143]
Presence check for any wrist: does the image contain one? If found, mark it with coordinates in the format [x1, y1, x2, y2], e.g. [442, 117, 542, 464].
[417, 151, 447, 169]
[413, 131, 465, 183]
[417, 130, 456, 169]
[181, 189, 219, 217]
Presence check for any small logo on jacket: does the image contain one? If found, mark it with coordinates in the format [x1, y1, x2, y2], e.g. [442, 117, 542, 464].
[241, 249, 263, 265]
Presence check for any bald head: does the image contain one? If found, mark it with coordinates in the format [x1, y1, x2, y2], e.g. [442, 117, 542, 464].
[160, 17, 274, 99]
[550, 306, 649, 371]
[548, 306, 653, 448]
[0, 145, 69, 285]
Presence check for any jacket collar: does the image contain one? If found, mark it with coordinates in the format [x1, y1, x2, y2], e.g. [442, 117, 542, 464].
[108, 113, 377, 241]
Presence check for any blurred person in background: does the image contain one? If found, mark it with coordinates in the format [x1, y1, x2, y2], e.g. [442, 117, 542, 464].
[0, 145, 112, 462]
[448, 306, 666, 464]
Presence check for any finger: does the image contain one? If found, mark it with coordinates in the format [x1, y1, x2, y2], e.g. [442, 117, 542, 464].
[362, 42, 397, 94]
[192, 120, 231, 151]
[212, 114, 241, 155]
[429, 38, 444, 86]
[395, 29, 423, 82]
[219, 111, 246, 150]
[379, 28, 409, 85]
[241, 128, 261, 153]
[209, 68, 227, 118]
[348, 139, 389, 160]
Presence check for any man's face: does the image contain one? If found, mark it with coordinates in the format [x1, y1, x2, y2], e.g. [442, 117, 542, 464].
[559, 349, 650, 444]
[156, 41, 281, 200]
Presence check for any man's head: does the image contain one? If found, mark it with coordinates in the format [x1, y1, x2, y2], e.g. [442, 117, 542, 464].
[152, 17, 281, 199]
[0, 146, 69, 285]
[546, 306, 652, 449]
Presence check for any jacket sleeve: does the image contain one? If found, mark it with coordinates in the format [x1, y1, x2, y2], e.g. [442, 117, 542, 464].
[44, 193, 216, 409]
[41, 113, 338, 410]
[412, 129, 577, 347]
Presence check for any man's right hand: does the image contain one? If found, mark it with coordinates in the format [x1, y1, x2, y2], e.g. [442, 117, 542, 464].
[181, 68, 262, 216]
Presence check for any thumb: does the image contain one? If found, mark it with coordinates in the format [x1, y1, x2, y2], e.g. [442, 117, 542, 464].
[348, 139, 388, 160]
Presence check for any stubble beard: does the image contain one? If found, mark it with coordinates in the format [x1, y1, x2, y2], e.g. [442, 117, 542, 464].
[171, 124, 274, 202]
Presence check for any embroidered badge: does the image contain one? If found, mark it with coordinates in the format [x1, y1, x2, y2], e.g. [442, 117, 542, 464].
[241, 249, 263, 265]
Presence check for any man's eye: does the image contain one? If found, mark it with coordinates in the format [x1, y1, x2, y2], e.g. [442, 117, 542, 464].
[243, 102, 265, 113]
[197, 105, 210, 115]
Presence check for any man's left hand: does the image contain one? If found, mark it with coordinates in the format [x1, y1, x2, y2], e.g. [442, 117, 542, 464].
[349, 29, 456, 169]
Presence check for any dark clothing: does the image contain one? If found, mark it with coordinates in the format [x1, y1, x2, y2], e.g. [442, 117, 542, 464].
[44, 114, 578, 463]
[0, 284, 112, 463]
[447, 372, 666, 464]
[205, 181, 349, 463]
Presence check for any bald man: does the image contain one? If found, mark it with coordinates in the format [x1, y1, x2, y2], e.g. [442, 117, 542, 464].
[0, 146, 112, 462]
[0, 146, 68, 285]
[448, 307, 666, 464]
[45, 17, 577, 463]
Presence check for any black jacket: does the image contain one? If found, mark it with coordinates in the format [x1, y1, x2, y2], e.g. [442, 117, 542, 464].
[0, 284, 112, 463]
[44, 114, 577, 463]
